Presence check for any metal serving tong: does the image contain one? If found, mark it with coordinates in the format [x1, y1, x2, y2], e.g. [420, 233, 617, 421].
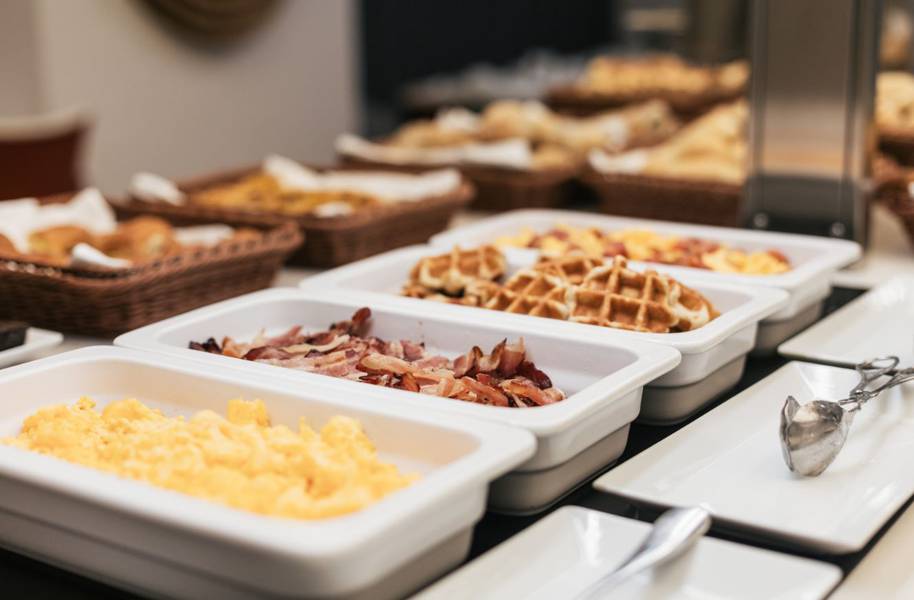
[780, 356, 914, 477]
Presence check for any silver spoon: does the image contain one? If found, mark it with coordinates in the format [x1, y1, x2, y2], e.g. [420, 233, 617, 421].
[572, 506, 711, 599]
[780, 356, 914, 477]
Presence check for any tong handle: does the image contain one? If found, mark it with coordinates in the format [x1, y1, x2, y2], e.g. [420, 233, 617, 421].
[844, 356, 914, 409]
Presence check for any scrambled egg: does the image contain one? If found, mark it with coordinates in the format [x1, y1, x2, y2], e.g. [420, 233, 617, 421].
[496, 224, 790, 275]
[3, 397, 415, 520]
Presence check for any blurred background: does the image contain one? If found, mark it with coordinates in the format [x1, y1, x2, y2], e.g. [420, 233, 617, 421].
[0, 0, 910, 230]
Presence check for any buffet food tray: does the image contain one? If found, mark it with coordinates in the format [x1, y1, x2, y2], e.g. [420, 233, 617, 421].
[431, 209, 861, 353]
[0, 347, 534, 599]
[300, 245, 787, 424]
[116, 289, 681, 513]
[118, 164, 474, 268]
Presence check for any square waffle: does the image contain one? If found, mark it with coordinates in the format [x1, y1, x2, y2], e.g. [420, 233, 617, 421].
[409, 245, 506, 295]
[567, 257, 679, 333]
[534, 255, 604, 285]
[485, 269, 571, 320]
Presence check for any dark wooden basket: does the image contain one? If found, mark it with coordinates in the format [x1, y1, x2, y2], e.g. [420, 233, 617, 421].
[879, 126, 914, 166]
[579, 167, 744, 227]
[545, 84, 743, 120]
[339, 156, 578, 212]
[0, 194, 301, 337]
[871, 153, 914, 246]
[118, 164, 474, 268]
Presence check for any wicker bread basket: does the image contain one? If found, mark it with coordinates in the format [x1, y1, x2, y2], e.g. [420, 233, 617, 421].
[338, 155, 578, 212]
[579, 167, 743, 227]
[118, 164, 473, 268]
[871, 153, 914, 246]
[545, 84, 743, 120]
[878, 126, 914, 166]
[0, 194, 301, 336]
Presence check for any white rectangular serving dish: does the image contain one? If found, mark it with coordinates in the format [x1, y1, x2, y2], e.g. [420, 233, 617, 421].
[0, 346, 534, 599]
[0, 327, 63, 368]
[300, 245, 787, 423]
[431, 209, 861, 352]
[593, 361, 914, 554]
[779, 276, 914, 367]
[116, 288, 680, 513]
[415, 506, 841, 600]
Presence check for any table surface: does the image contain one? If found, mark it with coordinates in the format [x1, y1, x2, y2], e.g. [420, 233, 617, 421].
[1, 206, 912, 599]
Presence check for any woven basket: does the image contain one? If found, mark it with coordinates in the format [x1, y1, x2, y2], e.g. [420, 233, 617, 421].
[0, 197, 301, 337]
[580, 167, 744, 227]
[339, 156, 578, 212]
[879, 126, 914, 166]
[118, 164, 473, 268]
[545, 84, 743, 120]
[871, 154, 914, 246]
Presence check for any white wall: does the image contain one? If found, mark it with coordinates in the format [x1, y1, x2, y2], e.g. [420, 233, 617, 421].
[13, 0, 358, 192]
[0, 0, 40, 115]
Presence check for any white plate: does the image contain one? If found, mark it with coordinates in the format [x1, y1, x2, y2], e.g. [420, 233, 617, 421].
[0, 346, 534, 599]
[779, 276, 914, 366]
[830, 499, 914, 598]
[116, 288, 680, 511]
[593, 361, 914, 553]
[415, 506, 841, 600]
[430, 209, 861, 322]
[302, 245, 787, 388]
[0, 327, 62, 368]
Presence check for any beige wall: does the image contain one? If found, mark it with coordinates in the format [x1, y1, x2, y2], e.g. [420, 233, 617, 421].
[0, 0, 40, 115]
[5, 0, 358, 192]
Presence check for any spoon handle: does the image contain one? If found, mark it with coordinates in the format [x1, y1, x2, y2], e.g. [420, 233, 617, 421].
[572, 507, 711, 600]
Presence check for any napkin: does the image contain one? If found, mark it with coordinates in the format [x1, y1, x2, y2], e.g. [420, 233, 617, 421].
[264, 154, 462, 203]
[588, 148, 649, 174]
[129, 172, 187, 206]
[335, 133, 535, 170]
[0, 188, 117, 253]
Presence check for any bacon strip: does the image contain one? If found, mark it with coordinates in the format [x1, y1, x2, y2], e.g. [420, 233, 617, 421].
[189, 307, 565, 408]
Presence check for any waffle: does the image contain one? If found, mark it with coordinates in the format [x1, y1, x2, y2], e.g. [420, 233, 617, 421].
[664, 277, 718, 331]
[567, 257, 680, 333]
[409, 245, 506, 295]
[485, 269, 571, 320]
[534, 255, 604, 285]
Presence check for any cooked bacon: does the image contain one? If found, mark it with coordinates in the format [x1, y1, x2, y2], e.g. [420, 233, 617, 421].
[358, 353, 412, 376]
[402, 340, 425, 361]
[190, 307, 565, 408]
[396, 372, 421, 392]
[498, 339, 525, 377]
[500, 378, 563, 406]
[282, 334, 349, 355]
[453, 346, 482, 378]
[263, 326, 303, 347]
[243, 346, 292, 361]
[188, 337, 221, 354]
[516, 360, 553, 389]
[459, 376, 510, 407]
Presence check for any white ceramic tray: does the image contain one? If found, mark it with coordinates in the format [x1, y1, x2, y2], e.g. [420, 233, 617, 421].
[116, 288, 680, 513]
[0, 328, 62, 368]
[0, 346, 534, 599]
[431, 209, 861, 352]
[779, 276, 914, 367]
[829, 496, 914, 599]
[415, 506, 841, 600]
[594, 361, 914, 553]
[301, 245, 787, 423]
